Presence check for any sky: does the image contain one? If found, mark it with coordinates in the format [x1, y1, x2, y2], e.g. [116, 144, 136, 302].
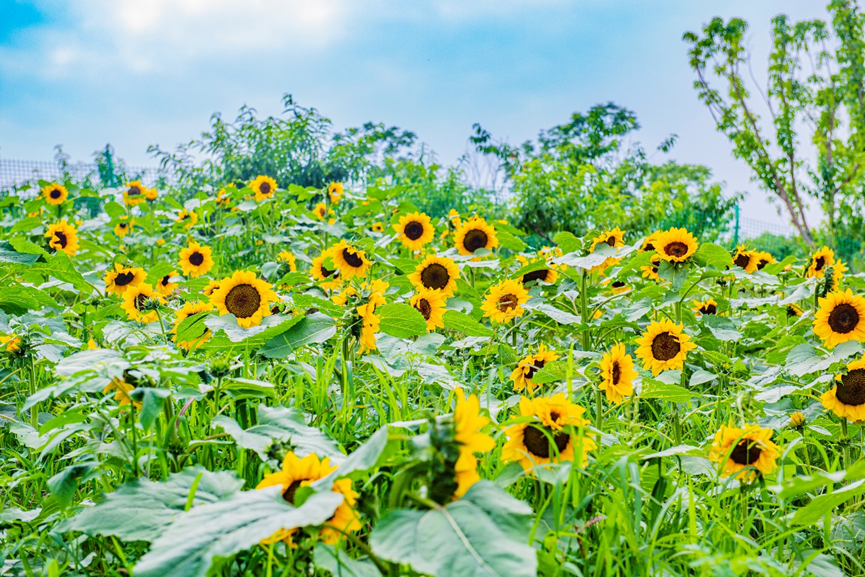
[0, 0, 829, 230]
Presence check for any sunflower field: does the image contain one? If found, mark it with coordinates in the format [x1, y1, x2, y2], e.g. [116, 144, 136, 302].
[1, 176, 865, 577]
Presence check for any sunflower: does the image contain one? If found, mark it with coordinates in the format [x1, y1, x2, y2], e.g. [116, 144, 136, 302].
[256, 452, 361, 546]
[313, 203, 327, 221]
[408, 254, 460, 297]
[806, 246, 835, 279]
[123, 181, 147, 206]
[103, 378, 142, 409]
[250, 175, 278, 202]
[328, 240, 371, 280]
[203, 279, 222, 297]
[833, 261, 849, 289]
[821, 356, 865, 421]
[635, 319, 697, 376]
[104, 264, 146, 295]
[155, 270, 179, 297]
[521, 265, 558, 285]
[176, 209, 198, 229]
[114, 216, 133, 238]
[454, 216, 498, 257]
[787, 303, 804, 318]
[356, 302, 380, 354]
[641, 256, 661, 280]
[311, 254, 341, 290]
[45, 220, 80, 256]
[211, 270, 279, 329]
[371, 222, 384, 233]
[598, 343, 638, 405]
[813, 289, 865, 348]
[411, 288, 447, 332]
[328, 182, 344, 204]
[510, 345, 560, 394]
[640, 233, 659, 253]
[605, 279, 629, 294]
[41, 183, 68, 205]
[178, 241, 214, 278]
[481, 279, 529, 324]
[121, 283, 164, 324]
[589, 227, 625, 271]
[145, 187, 159, 201]
[753, 250, 776, 271]
[277, 251, 297, 272]
[502, 394, 596, 473]
[732, 246, 758, 273]
[173, 301, 213, 350]
[394, 212, 435, 251]
[693, 298, 719, 316]
[654, 227, 699, 263]
[709, 424, 780, 480]
[452, 388, 496, 498]
[1, 335, 21, 353]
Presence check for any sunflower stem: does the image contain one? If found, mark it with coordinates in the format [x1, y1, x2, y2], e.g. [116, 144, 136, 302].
[594, 387, 603, 430]
[841, 418, 851, 472]
[28, 354, 38, 429]
[156, 308, 169, 345]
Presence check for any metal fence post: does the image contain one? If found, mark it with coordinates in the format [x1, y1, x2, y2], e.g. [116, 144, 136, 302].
[733, 204, 740, 249]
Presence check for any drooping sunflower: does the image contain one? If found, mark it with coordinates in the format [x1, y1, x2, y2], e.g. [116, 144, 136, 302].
[598, 343, 638, 405]
[502, 393, 596, 473]
[806, 246, 835, 279]
[311, 254, 341, 290]
[175, 209, 198, 230]
[277, 251, 297, 272]
[708, 424, 780, 480]
[313, 202, 327, 221]
[589, 227, 625, 272]
[732, 246, 758, 273]
[103, 378, 141, 409]
[641, 256, 661, 280]
[753, 250, 776, 271]
[604, 279, 629, 294]
[145, 187, 159, 201]
[328, 240, 371, 280]
[410, 288, 447, 332]
[481, 279, 529, 324]
[45, 220, 80, 256]
[639, 233, 660, 253]
[41, 183, 68, 205]
[787, 303, 804, 318]
[202, 279, 221, 298]
[121, 283, 163, 324]
[328, 182, 344, 204]
[454, 216, 498, 257]
[521, 264, 558, 285]
[256, 452, 361, 546]
[693, 298, 719, 316]
[178, 241, 214, 278]
[510, 344, 560, 394]
[833, 261, 849, 289]
[173, 301, 213, 350]
[408, 254, 460, 297]
[635, 319, 697, 376]
[452, 388, 496, 498]
[250, 175, 278, 202]
[813, 289, 865, 348]
[104, 264, 146, 295]
[155, 270, 179, 297]
[123, 181, 147, 206]
[654, 227, 699, 263]
[211, 270, 279, 329]
[394, 212, 435, 251]
[821, 356, 865, 421]
[356, 302, 380, 354]
[114, 216, 134, 238]
[1, 335, 21, 353]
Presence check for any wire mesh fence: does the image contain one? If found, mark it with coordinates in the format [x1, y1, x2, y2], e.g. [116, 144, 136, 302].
[0, 157, 175, 196]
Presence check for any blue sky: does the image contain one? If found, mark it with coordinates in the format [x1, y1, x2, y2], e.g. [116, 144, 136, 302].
[0, 0, 826, 227]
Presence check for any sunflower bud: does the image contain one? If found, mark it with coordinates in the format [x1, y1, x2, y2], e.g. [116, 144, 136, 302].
[789, 412, 806, 429]
[209, 356, 233, 380]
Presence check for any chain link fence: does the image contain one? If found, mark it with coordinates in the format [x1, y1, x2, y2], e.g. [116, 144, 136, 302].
[0, 157, 175, 195]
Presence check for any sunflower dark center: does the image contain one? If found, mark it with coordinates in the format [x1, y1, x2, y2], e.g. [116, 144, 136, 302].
[321, 265, 336, 278]
[605, 236, 617, 247]
[612, 281, 625, 289]
[115, 272, 135, 286]
[420, 263, 450, 290]
[225, 284, 261, 319]
[282, 480, 304, 504]
[643, 242, 655, 252]
[664, 241, 689, 258]
[342, 248, 364, 268]
[525, 359, 546, 380]
[415, 298, 432, 320]
[730, 440, 762, 466]
[161, 275, 171, 287]
[837, 369, 865, 406]
[404, 221, 424, 241]
[734, 253, 750, 269]
[651, 332, 681, 361]
[463, 229, 488, 253]
[700, 304, 717, 315]
[757, 259, 770, 270]
[189, 252, 204, 266]
[119, 223, 128, 229]
[522, 425, 570, 459]
[612, 361, 621, 385]
[523, 269, 549, 284]
[128, 186, 141, 196]
[828, 303, 860, 334]
[50, 189, 62, 199]
[259, 182, 271, 195]
[134, 294, 148, 311]
[54, 231, 68, 248]
[497, 293, 519, 312]
[815, 256, 826, 271]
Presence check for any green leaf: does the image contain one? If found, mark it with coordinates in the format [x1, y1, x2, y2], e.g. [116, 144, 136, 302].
[552, 231, 581, 254]
[204, 312, 303, 344]
[377, 303, 427, 339]
[175, 312, 213, 345]
[314, 543, 381, 577]
[442, 310, 493, 337]
[130, 387, 173, 431]
[554, 244, 617, 270]
[313, 427, 391, 491]
[259, 313, 336, 358]
[0, 283, 59, 315]
[495, 229, 526, 252]
[370, 481, 536, 577]
[792, 480, 865, 526]
[10, 216, 43, 233]
[786, 341, 862, 377]
[48, 462, 97, 507]
[103, 201, 125, 218]
[0, 241, 40, 265]
[134, 488, 343, 577]
[640, 379, 699, 403]
[531, 360, 569, 384]
[61, 467, 243, 541]
[693, 242, 734, 269]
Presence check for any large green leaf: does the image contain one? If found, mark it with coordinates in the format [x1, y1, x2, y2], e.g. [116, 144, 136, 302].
[442, 310, 493, 337]
[204, 312, 303, 344]
[377, 303, 427, 339]
[0, 283, 59, 315]
[370, 481, 536, 577]
[792, 480, 865, 526]
[0, 241, 40, 265]
[314, 543, 381, 577]
[134, 488, 344, 577]
[62, 467, 243, 541]
[259, 313, 337, 358]
[640, 380, 698, 403]
[693, 242, 734, 269]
